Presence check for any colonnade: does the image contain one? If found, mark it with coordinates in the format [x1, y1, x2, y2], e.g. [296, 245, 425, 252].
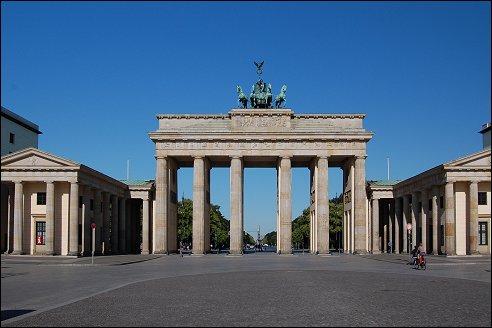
[153, 154, 367, 255]
[4, 181, 128, 256]
[371, 181, 481, 255]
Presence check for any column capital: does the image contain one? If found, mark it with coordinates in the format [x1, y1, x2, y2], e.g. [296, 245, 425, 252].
[355, 155, 367, 160]
[155, 155, 167, 160]
[44, 180, 55, 184]
[317, 155, 329, 160]
[230, 155, 242, 160]
[469, 180, 479, 185]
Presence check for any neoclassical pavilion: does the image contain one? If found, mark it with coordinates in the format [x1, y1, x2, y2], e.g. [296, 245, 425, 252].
[1, 148, 131, 255]
[149, 108, 373, 255]
[367, 148, 491, 256]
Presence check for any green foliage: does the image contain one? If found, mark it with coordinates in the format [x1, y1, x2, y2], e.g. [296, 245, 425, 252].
[292, 208, 310, 247]
[210, 204, 230, 249]
[177, 198, 193, 244]
[262, 231, 277, 246]
[178, 199, 232, 249]
[243, 232, 256, 245]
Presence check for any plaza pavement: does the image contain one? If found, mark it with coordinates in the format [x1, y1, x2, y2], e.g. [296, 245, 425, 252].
[1, 253, 490, 326]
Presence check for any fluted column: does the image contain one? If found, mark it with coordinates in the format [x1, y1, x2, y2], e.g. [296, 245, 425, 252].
[111, 194, 119, 253]
[315, 156, 329, 254]
[230, 156, 244, 255]
[193, 156, 206, 254]
[411, 192, 418, 249]
[402, 196, 409, 253]
[445, 181, 455, 255]
[68, 182, 79, 256]
[394, 198, 400, 254]
[12, 182, 24, 255]
[94, 190, 102, 254]
[154, 156, 168, 254]
[142, 197, 150, 254]
[371, 198, 380, 254]
[432, 186, 439, 255]
[468, 181, 479, 254]
[277, 156, 292, 254]
[119, 197, 126, 253]
[421, 189, 428, 253]
[354, 156, 367, 253]
[45, 181, 55, 255]
[102, 192, 110, 254]
[81, 187, 91, 256]
[389, 201, 394, 253]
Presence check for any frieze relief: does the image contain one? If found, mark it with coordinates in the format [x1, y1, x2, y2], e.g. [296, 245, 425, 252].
[157, 140, 364, 151]
[232, 115, 290, 130]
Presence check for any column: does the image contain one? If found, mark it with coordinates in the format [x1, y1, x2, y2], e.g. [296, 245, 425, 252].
[167, 159, 178, 253]
[119, 197, 126, 253]
[421, 189, 428, 253]
[371, 198, 380, 254]
[111, 194, 119, 253]
[94, 190, 102, 254]
[315, 157, 329, 254]
[82, 187, 91, 256]
[12, 182, 24, 255]
[142, 197, 150, 254]
[445, 181, 455, 255]
[354, 156, 367, 253]
[383, 224, 388, 253]
[154, 156, 168, 254]
[432, 186, 439, 255]
[411, 192, 418, 249]
[230, 156, 244, 255]
[468, 181, 479, 254]
[389, 201, 394, 253]
[343, 211, 347, 252]
[394, 199, 400, 254]
[102, 192, 110, 254]
[402, 196, 409, 253]
[277, 156, 292, 254]
[193, 156, 206, 254]
[45, 181, 55, 255]
[68, 182, 79, 256]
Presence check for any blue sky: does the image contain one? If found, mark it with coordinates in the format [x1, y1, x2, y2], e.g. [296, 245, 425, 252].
[2, 2, 490, 235]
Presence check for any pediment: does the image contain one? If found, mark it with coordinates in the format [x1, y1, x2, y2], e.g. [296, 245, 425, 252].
[445, 149, 491, 168]
[1, 148, 79, 169]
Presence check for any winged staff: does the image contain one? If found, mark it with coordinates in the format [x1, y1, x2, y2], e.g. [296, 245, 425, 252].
[254, 61, 264, 75]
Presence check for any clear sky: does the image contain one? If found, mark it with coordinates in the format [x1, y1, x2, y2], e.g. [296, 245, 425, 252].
[2, 2, 490, 235]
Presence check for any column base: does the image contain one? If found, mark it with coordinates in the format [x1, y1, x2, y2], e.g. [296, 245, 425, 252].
[152, 250, 168, 255]
[10, 251, 22, 255]
[372, 250, 381, 254]
[141, 250, 150, 255]
[67, 251, 79, 257]
[228, 251, 243, 256]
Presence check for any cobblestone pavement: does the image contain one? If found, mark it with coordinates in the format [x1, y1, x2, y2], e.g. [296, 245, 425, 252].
[1, 253, 490, 326]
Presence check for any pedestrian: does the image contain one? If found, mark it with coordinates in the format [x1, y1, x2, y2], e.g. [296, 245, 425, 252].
[388, 240, 392, 253]
[179, 241, 183, 258]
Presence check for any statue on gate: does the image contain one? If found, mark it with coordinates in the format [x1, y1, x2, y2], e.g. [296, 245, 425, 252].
[236, 61, 288, 109]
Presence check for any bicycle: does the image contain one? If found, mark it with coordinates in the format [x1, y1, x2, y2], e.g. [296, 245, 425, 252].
[413, 252, 426, 270]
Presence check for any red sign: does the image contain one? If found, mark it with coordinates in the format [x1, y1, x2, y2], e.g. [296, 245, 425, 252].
[36, 236, 44, 245]
[91, 223, 96, 229]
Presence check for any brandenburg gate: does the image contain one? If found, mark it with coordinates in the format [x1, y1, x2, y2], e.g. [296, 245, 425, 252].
[149, 63, 373, 255]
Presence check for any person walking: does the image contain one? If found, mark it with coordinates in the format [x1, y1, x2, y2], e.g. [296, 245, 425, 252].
[388, 240, 392, 253]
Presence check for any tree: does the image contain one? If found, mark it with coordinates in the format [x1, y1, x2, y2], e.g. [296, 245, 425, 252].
[262, 231, 277, 246]
[177, 198, 193, 245]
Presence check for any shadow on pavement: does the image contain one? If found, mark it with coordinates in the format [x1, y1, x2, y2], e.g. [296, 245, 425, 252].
[1, 310, 34, 321]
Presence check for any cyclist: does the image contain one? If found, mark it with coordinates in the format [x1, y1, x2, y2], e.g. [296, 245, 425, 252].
[410, 244, 419, 265]
[417, 242, 426, 267]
